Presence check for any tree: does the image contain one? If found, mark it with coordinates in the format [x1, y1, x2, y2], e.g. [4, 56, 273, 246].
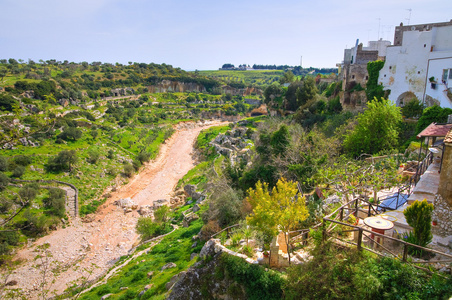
[18, 183, 39, 203]
[279, 70, 295, 85]
[343, 98, 402, 157]
[416, 105, 452, 134]
[46, 150, 78, 172]
[296, 76, 317, 107]
[285, 81, 303, 111]
[401, 98, 424, 118]
[263, 84, 285, 109]
[58, 127, 82, 141]
[246, 178, 308, 264]
[0, 156, 7, 172]
[154, 205, 170, 228]
[43, 188, 66, 217]
[403, 199, 434, 255]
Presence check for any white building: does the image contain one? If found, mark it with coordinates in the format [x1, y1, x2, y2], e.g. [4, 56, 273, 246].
[379, 21, 452, 108]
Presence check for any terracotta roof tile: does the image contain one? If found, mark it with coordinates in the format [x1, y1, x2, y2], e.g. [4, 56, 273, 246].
[445, 128, 452, 144]
[417, 123, 452, 138]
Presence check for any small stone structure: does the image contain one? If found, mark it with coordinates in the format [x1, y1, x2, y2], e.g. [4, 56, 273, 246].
[269, 232, 290, 268]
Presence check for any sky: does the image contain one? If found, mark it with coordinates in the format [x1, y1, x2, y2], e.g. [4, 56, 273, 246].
[1, 0, 451, 71]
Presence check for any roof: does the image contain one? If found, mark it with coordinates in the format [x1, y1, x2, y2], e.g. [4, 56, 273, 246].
[417, 123, 452, 138]
[445, 128, 452, 144]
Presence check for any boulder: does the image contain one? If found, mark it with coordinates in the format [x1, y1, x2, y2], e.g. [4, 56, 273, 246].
[115, 198, 138, 210]
[161, 262, 177, 271]
[192, 204, 200, 212]
[138, 205, 153, 217]
[183, 213, 199, 227]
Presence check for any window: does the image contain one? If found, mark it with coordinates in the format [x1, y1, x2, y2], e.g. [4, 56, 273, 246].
[351, 75, 355, 79]
[365, 76, 369, 80]
[443, 69, 450, 82]
[424, 44, 427, 48]
[418, 71, 421, 74]
[389, 66, 392, 70]
[449, 69, 452, 79]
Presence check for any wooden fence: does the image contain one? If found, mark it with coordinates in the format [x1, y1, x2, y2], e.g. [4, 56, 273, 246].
[322, 197, 452, 271]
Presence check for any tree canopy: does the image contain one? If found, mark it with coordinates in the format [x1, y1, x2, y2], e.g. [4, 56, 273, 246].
[343, 98, 402, 157]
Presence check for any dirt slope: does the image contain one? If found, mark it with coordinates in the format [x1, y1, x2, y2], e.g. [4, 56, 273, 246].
[8, 121, 227, 299]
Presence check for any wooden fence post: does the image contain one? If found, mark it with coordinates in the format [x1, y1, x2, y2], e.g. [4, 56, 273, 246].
[340, 207, 344, 221]
[322, 218, 326, 243]
[403, 244, 408, 262]
[357, 228, 363, 251]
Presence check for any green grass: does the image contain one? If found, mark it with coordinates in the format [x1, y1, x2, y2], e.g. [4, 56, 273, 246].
[78, 211, 206, 300]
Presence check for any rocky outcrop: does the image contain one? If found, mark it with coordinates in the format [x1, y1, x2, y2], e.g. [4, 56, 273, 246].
[209, 126, 252, 165]
[167, 239, 247, 300]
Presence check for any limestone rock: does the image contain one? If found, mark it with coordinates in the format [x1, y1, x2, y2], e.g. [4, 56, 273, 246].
[161, 262, 177, 271]
[115, 198, 138, 211]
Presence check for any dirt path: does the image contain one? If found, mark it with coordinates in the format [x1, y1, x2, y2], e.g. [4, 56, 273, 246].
[8, 121, 228, 299]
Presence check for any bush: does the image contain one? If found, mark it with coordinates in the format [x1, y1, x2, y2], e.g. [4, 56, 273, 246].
[87, 150, 100, 164]
[44, 188, 66, 217]
[343, 99, 402, 157]
[123, 163, 134, 177]
[401, 98, 424, 118]
[132, 159, 141, 171]
[46, 150, 78, 172]
[18, 183, 39, 202]
[0, 172, 9, 190]
[137, 152, 151, 163]
[0, 156, 8, 171]
[58, 127, 82, 141]
[403, 199, 434, 256]
[220, 253, 284, 300]
[136, 217, 167, 240]
[13, 155, 32, 166]
[12, 166, 25, 178]
[107, 149, 115, 159]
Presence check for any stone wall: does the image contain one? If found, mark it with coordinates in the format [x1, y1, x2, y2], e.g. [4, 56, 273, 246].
[438, 131, 452, 205]
[432, 194, 452, 237]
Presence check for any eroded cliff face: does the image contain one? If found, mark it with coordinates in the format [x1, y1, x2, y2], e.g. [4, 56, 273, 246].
[148, 80, 206, 93]
[146, 80, 262, 96]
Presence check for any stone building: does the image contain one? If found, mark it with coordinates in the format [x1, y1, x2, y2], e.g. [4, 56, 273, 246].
[379, 20, 452, 108]
[340, 39, 391, 109]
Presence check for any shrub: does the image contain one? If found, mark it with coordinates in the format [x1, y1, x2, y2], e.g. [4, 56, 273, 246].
[0, 156, 8, 171]
[58, 127, 82, 141]
[220, 253, 284, 300]
[132, 159, 141, 171]
[13, 155, 32, 166]
[107, 149, 115, 159]
[44, 188, 66, 217]
[18, 183, 39, 202]
[46, 150, 78, 172]
[12, 165, 25, 178]
[87, 150, 100, 164]
[136, 217, 166, 240]
[137, 152, 151, 163]
[403, 199, 434, 256]
[0, 172, 9, 190]
[123, 163, 134, 177]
